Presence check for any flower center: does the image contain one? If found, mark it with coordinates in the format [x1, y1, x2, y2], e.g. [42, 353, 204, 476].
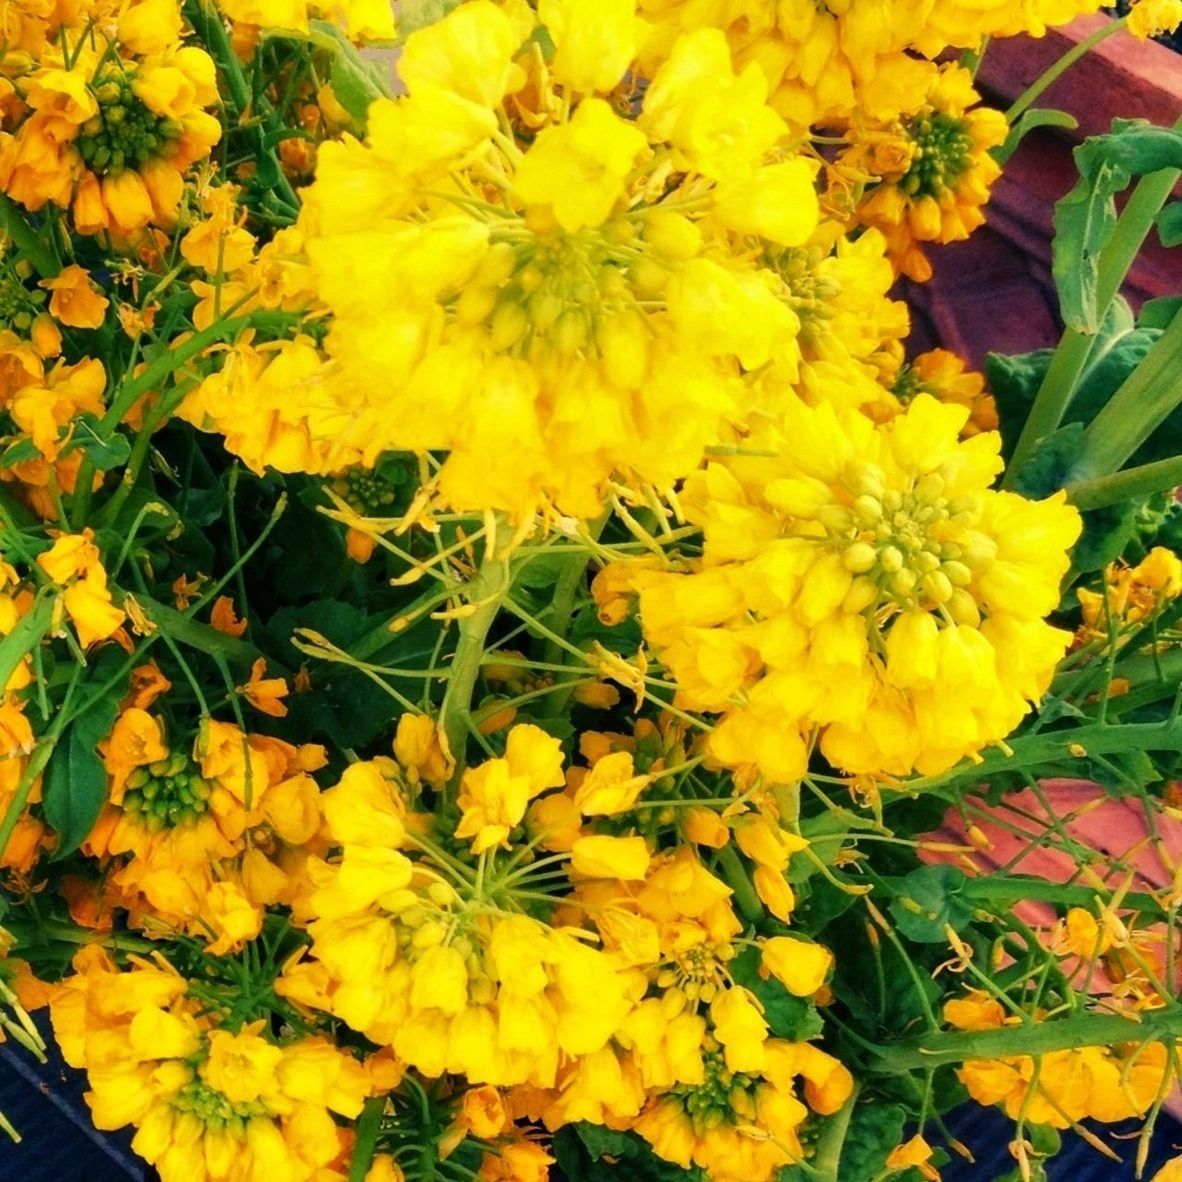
[333, 457, 413, 516]
[899, 110, 973, 198]
[769, 246, 840, 341]
[0, 271, 44, 331]
[466, 221, 641, 360]
[675, 1047, 758, 1131]
[122, 751, 212, 830]
[170, 1077, 267, 1134]
[77, 74, 179, 176]
[826, 465, 983, 610]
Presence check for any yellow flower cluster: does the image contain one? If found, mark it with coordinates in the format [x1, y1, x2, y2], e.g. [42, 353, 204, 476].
[187, 0, 828, 515]
[946, 990, 1171, 1128]
[81, 709, 325, 950]
[49, 945, 375, 1182]
[0, 0, 221, 240]
[612, 394, 1081, 780]
[272, 719, 852, 1180]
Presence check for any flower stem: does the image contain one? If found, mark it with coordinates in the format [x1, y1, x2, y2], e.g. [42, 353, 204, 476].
[440, 544, 511, 775]
[348, 1096, 386, 1182]
[1004, 17, 1126, 123]
[1004, 117, 1182, 486]
[876, 1007, 1182, 1073]
[1067, 454, 1182, 510]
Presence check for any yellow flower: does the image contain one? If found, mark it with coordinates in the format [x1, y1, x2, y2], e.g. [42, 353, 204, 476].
[633, 394, 1081, 780]
[203, 880, 263, 955]
[538, 0, 639, 94]
[202, 1025, 284, 1105]
[37, 530, 126, 647]
[572, 749, 651, 815]
[40, 265, 109, 329]
[761, 935, 834, 996]
[456, 723, 565, 852]
[887, 1134, 940, 1180]
[240, 658, 290, 718]
[570, 834, 651, 880]
[850, 66, 1008, 281]
[515, 97, 648, 232]
[1129, 0, 1182, 37]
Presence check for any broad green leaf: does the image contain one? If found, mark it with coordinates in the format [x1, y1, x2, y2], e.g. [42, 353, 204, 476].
[1052, 119, 1182, 332]
[836, 1102, 908, 1182]
[994, 107, 1078, 166]
[1070, 499, 1138, 573]
[1140, 296, 1182, 330]
[397, 0, 462, 35]
[1156, 200, 1182, 248]
[44, 661, 126, 857]
[887, 865, 973, 943]
[1009, 422, 1084, 498]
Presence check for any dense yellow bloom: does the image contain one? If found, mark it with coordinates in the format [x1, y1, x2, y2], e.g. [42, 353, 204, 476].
[0, 21, 221, 238]
[85, 714, 325, 940]
[1128, 0, 1182, 37]
[629, 394, 1081, 780]
[201, 2, 816, 516]
[850, 67, 1008, 281]
[49, 947, 370, 1182]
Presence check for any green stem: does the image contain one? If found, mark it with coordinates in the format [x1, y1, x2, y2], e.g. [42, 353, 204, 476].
[348, 1096, 385, 1182]
[1070, 307, 1182, 481]
[1004, 125, 1182, 486]
[875, 1007, 1182, 1073]
[439, 549, 511, 773]
[879, 874, 1169, 919]
[187, 0, 300, 213]
[895, 717, 1182, 799]
[811, 1084, 859, 1182]
[1005, 17, 1127, 123]
[1066, 454, 1182, 510]
[0, 193, 59, 278]
[717, 844, 763, 926]
[98, 314, 252, 433]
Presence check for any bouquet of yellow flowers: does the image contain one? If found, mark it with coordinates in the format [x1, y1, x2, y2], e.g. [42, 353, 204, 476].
[0, 0, 1180, 1179]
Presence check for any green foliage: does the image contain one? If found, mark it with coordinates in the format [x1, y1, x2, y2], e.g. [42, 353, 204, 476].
[994, 107, 1078, 166]
[887, 866, 973, 943]
[730, 946, 825, 1041]
[1053, 119, 1182, 331]
[43, 651, 130, 857]
[1156, 200, 1182, 248]
[835, 1101, 908, 1182]
[553, 1123, 703, 1182]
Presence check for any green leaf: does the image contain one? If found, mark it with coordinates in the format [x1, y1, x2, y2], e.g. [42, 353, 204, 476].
[0, 596, 52, 693]
[1070, 499, 1138, 573]
[1053, 119, 1182, 332]
[994, 107, 1077, 166]
[887, 865, 973, 943]
[1140, 296, 1182, 330]
[0, 439, 40, 469]
[307, 21, 391, 127]
[730, 947, 824, 1041]
[835, 1101, 908, 1182]
[553, 1124, 702, 1182]
[396, 0, 462, 35]
[1009, 422, 1084, 498]
[1156, 200, 1182, 248]
[73, 415, 131, 470]
[43, 661, 127, 857]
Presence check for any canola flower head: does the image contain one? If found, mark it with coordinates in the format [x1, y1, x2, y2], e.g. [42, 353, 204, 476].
[628, 393, 1082, 780]
[185, 0, 821, 518]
